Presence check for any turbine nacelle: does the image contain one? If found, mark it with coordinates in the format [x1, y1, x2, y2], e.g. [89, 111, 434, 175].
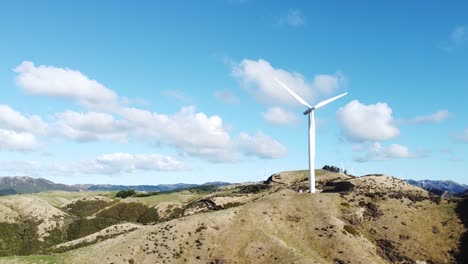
[303, 107, 314, 115]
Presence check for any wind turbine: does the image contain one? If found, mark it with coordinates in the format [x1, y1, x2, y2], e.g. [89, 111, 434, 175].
[274, 78, 347, 193]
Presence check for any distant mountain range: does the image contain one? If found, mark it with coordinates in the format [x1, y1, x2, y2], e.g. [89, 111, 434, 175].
[0, 176, 78, 195]
[72, 181, 230, 192]
[0, 176, 230, 195]
[405, 179, 468, 196]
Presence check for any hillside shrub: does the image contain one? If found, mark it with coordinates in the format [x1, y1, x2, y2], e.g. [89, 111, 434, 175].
[363, 202, 384, 220]
[115, 190, 136, 198]
[97, 202, 147, 222]
[343, 225, 359, 236]
[0, 223, 23, 256]
[138, 207, 161, 224]
[223, 202, 244, 209]
[133, 192, 159, 197]
[188, 185, 218, 194]
[96, 202, 162, 224]
[67, 217, 120, 240]
[237, 184, 270, 194]
[64, 199, 116, 217]
[0, 220, 40, 256]
[375, 239, 413, 263]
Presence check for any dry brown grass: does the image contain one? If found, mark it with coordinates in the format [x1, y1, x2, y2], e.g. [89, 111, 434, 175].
[0, 170, 464, 264]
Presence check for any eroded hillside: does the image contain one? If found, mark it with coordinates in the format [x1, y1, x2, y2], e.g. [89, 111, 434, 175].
[0, 170, 465, 264]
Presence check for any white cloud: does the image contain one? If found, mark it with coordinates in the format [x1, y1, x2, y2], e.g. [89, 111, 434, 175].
[55, 111, 129, 142]
[10, 60, 290, 163]
[411, 110, 450, 124]
[214, 89, 240, 105]
[0, 129, 39, 151]
[314, 73, 346, 95]
[279, 9, 306, 28]
[120, 106, 237, 162]
[0, 105, 49, 152]
[262, 107, 298, 125]
[336, 100, 400, 142]
[353, 142, 423, 162]
[14, 61, 119, 109]
[0, 105, 50, 135]
[238, 131, 287, 159]
[455, 128, 468, 143]
[78, 153, 186, 174]
[232, 59, 345, 106]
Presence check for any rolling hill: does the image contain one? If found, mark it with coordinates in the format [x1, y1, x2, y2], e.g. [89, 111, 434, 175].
[0, 170, 465, 264]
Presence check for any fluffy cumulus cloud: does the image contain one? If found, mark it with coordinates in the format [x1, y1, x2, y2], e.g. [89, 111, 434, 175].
[214, 89, 240, 105]
[0, 129, 39, 151]
[123, 106, 289, 161]
[78, 153, 186, 174]
[14, 61, 119, 109]
[55, 111, 130, 142]
[336, 100, 400, 142]
[7, 60, 289, 163]
[262, 107, 298, 125]
[232, 59, 345, 106]
[0, 105, 50, 151]
[411, 110, 450, 124]
[0, 105, 50, 135]
[238, 131, 287, 159]
[455, 128, 468, 143]
[120, 106, 237, 162]
[353, 143, 422, 162]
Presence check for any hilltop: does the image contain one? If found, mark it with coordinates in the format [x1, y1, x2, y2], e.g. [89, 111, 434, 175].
[0, 170, 465, 264]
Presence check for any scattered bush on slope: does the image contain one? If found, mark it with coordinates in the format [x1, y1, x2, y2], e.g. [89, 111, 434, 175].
[64, 199, 116, 217]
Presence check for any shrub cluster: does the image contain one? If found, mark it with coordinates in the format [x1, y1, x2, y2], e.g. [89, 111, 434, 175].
[97, 202, 160, 224]
[64, 199, 115, 217]
[0, 220, 40, 256]
[237, 184, 270, 194]
[322, 165, 341, 173]
[115, 190, 136, 198]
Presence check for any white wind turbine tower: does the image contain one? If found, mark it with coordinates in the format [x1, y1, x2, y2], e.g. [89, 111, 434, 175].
[275, 78, 347, 193]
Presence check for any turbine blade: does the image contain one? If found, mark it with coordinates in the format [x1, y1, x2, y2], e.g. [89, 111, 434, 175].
[314, 92, 348, 109]
[274, 78, 312, 109]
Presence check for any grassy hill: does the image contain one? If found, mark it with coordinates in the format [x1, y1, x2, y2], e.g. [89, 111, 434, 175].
[0, 170, 465, 263]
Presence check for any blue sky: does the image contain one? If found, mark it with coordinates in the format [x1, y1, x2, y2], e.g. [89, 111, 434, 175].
[0, 1, 466, 185]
